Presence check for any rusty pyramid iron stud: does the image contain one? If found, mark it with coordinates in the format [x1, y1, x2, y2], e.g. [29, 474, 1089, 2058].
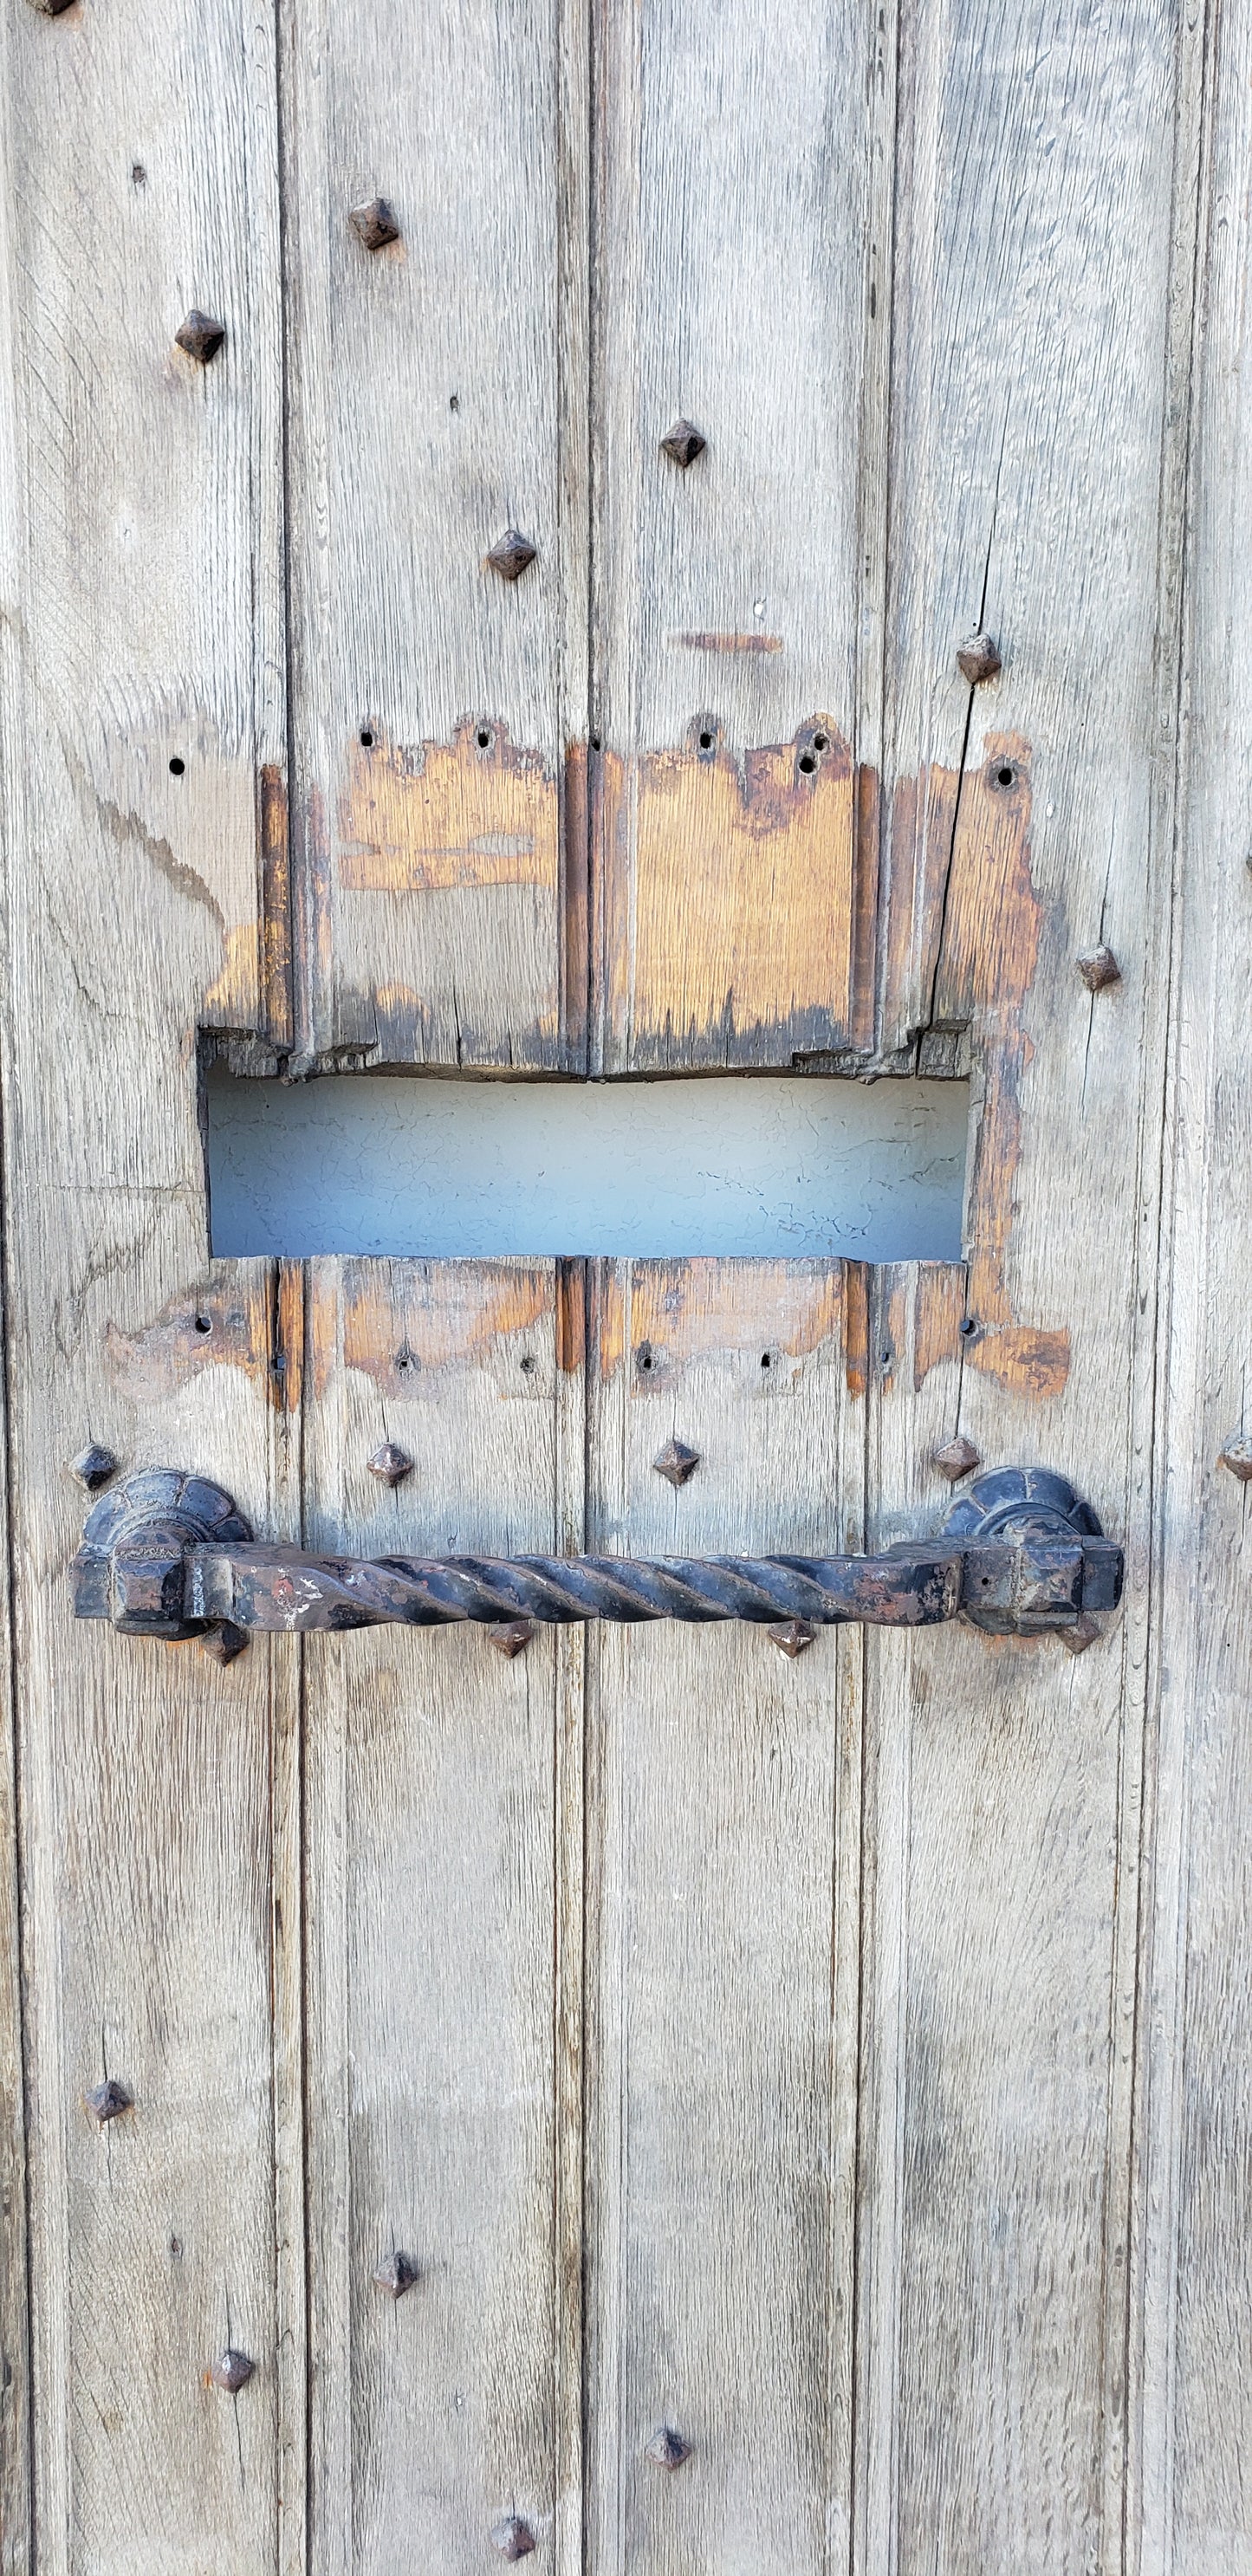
[1219, 1434, 1252, 1482]
[659, 419, 706, 468]
[174, 310, 226, 364]
[645, 2426, 691, 2469]
[652, 1437, 700, 1488]
[956, 631, 1001, 685]
[486, 529, 537, 581]
[767, 1619, 814, 1659]
[201, 1620, 249, 1665]
[368, 1441, 413, 1487]
[490, 2518, 535, 2560]
[84, 2079, 132, 2125]
[208, 2347, 255, 2393]
[1076, 944, 1121, 992]
[932, 1434, 981, 1483]
[1060, 1613, 1102, 1656]
[490, 1619, 535, 1658]
[373, 2250, 419, 2299]
[350, 195, 401, 251]
[69, 1444, 118, 1492]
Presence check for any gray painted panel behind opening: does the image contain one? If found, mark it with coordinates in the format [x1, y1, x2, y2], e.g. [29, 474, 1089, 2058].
[206, 1068, 969, 1262]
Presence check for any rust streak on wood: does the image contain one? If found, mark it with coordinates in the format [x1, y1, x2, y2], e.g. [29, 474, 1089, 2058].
[338, 721, 559, 895]
[844, 1262, 870, 1398]
[261, 763, 294, 1053]
[556, 1258, 587, 1376]
[276, 1259, 304, 1414]
[562, 742, 589, 1065]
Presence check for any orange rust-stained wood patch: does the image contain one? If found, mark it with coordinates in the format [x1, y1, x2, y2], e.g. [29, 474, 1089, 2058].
[105, 1273, 277, 1403]
[309, 1258, 556, 1400]
[338, 721, 559, 896]
[596, 719, 858, 1067]
[924, 735, 1068, 1399]
[595, 1259, 848, 1383]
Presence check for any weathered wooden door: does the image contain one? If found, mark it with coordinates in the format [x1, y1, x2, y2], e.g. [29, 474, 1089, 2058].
[1, 0, 1248, 2569]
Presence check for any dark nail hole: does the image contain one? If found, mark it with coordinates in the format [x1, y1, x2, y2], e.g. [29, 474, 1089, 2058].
[698, 730, 713, 750]
[477, 727, 491, 749]
[589, 734, 601, 752]
[132, 164, 146, 187]
[880, 1349, 893, 1367]
[813, 732, 828, 752]
[761, 1353, 772, 1369]
[798, 754, 816, 774]
[193, 1314, 212, 1335]
[637, 1342, 653, 1372]
[169, 756, 185, 776]
[994, 763, 1015, 787]
[959, 1316, 978, 1338]
[449, 393, 460, 412]
[397, 1352, 413, 1372]
[360, 729, 373, 748]
[520, 1353, 538, 1374]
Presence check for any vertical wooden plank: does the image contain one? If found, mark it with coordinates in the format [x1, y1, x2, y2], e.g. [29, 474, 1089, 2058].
[302, 1260, 576, 2574]
[591, 0, 882, 1073]
[0, 0, 287, 2559]
[282, 0, 588, 1072]
[859, 0, 1197, 2560]
[582, 1260, 865, 2571]
[1135, 0, 1252, 2557]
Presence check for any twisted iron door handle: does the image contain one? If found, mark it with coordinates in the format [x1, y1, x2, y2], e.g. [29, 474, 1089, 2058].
[72, 1466, 1122, 1646]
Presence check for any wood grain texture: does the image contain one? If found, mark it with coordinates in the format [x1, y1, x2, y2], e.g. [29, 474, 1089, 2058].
[282, 0, 588, 1070]
[301, 1260, 576, 2576]
[590, 0, 880, 1071]
[1135, 0, 1252, 2557]
[581, 1260, 865, 2572]
[0, 0, 290, 2560]
[855, 0, 1195, 2563]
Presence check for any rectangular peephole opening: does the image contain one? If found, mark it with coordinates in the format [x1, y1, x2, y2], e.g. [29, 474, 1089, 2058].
[205, 1068, 970, 1262]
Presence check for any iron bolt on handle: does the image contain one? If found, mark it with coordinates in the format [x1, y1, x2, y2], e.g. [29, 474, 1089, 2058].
[72, 1467, 1122, 1647]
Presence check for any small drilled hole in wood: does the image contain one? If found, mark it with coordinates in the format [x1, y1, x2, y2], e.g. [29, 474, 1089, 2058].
[169, 757, 185, 776]
[477, 727, 491, 749]
[814, 732, 828, 752]
[590, 735, 601, 751]
[960, 1315, 978, 1338]
[638, 1343, 653, 1372]
[761, 1353, 771, 1368]
[520, 1353, 537, 1374]
[994, 763, 1015, 787]
[698, 730, 713, 749]
[193, 1314, 212, 1334]
[798, 754, 816, 774]
[360, 729, 373, 748]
